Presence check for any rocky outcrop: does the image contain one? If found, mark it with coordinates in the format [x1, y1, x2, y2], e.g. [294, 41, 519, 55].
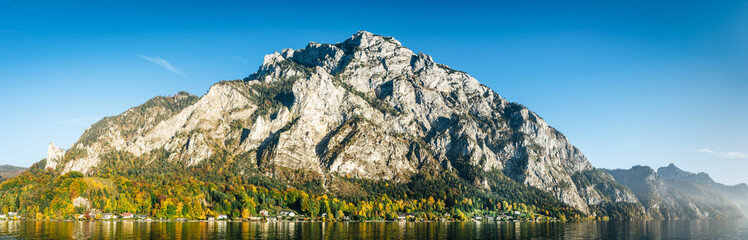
[45, 143, 65, 170]
[55, 31, 638, 214]
[572, 169, 639, 205]
[72, 196, 91, 210]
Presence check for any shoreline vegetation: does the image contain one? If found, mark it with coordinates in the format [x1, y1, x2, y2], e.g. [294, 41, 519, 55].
[1, 153, 739, 223]
[0, 218, 560, 223]
[0, 159, 591, 224]
[0, 219, 560, 223]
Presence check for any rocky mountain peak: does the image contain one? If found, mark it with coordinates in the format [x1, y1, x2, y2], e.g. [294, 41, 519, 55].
[343, 30, 403, 48]
[657, 163, 714, 184]
[250, 31, 416, 82]
[172, 91, 194, 100]
[605, 165, 659, 184]
[55, 31, 611, 215]
[657, 163, 688, 178]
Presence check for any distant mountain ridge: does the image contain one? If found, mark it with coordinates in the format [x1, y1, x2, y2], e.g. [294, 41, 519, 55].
[657, 164, 748, 216]
[0, 165, 26, 181]
[605, 164, 744, 219]
[658, 163, 714, 184]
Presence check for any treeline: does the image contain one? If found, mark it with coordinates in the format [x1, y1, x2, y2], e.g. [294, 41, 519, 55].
[0, 143, 585, 221]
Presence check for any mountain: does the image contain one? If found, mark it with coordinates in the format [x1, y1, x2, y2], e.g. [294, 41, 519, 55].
[0, 165, 26, 181]
[42, 31, 635, 215]
[0, 31, 740, 221]
[605, 165, 743, 219]
[658, 164, 748, 216]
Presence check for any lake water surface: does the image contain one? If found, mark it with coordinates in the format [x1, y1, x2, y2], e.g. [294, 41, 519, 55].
[0, 219, 746, 239]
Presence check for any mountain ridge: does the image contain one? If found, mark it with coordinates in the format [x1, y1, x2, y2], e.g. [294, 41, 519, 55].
[0, 165, 26, 181]
[657, 163, 748, 216]
[604, 164, 743, 219]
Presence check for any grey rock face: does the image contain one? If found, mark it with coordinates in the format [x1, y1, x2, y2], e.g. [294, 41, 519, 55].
[45, 142, 65, 170]
[572, 169, 639, 206]
[72, 196, 91, 210]
[56, 31, 626, 214]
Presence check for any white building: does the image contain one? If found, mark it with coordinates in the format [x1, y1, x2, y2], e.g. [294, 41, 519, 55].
[259, 210, 269, 217]
[279, 211, 295, 217]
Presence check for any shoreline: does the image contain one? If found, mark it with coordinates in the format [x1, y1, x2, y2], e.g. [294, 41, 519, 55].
[1, 218, 742, 223]
[0, 219, 557, 223]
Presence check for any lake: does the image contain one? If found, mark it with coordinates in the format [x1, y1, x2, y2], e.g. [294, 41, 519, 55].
[0, 220, 747, 239]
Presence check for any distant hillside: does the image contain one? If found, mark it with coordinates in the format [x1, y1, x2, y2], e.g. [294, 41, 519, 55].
[605, 165, 743, 220]
[0, 165, 26, 181]
[658, 164, 748, 216]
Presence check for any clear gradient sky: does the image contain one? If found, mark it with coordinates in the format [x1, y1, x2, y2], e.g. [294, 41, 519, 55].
[1, 1, 746, 184]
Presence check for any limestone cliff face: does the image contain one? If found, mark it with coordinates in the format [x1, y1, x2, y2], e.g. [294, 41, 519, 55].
[571, 169, 639, 206]
[52, 31, 628, 214]
[45, 143, 65, 170]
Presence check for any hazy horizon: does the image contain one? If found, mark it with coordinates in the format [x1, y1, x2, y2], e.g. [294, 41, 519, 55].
[1, 1, 746, 184]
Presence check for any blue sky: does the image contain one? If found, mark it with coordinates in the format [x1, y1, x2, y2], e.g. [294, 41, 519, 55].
[1, 1, 746, 184]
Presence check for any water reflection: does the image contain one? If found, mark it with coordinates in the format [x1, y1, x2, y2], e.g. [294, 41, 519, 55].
[0, 219, 746, 239]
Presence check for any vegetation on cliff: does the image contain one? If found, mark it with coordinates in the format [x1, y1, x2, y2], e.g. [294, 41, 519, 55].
[0, 143, 588, 221]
